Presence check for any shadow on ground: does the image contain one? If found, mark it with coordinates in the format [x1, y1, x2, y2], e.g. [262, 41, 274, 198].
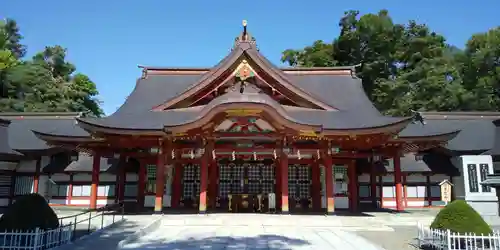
[125, 235, 311, 250]
[60, 219, 142, 250]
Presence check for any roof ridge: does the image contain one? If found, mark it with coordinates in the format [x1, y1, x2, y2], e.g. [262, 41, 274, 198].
[0, 112, 81, 119]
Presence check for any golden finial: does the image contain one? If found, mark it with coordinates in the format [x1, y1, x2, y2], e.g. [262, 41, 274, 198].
[242, 20, 247, 27]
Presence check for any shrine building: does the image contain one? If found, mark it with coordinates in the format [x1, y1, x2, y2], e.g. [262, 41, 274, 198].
[1, 21, 499, 214]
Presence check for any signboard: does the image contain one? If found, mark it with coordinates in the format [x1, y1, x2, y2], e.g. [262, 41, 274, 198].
[439, 180, 453, 204]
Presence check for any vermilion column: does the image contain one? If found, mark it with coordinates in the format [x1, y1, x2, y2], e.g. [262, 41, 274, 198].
[393, 152, 404, 212]
[280, 152, 289, 214]
[199, 151, 209, 214]
[208, 148, 217, 209]
[137, 160, 146, 209]
[33, 158, 41, 193]
[275, 159, 281, 211]
[90, 153, 101, 210]
[171, 162, 182, 208]
[348, 160, 358, 212]
[68, 174, 73, 205]
[323, 154, 334, 215]
[370, 157, 378, 207]
[154, 142, 166, 214]
[311, 160, 321, 211]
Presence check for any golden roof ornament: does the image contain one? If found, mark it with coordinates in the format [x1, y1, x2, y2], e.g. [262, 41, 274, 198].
[233, 19, 256, 48]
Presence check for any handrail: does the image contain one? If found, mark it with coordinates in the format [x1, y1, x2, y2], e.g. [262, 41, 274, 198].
[57, 202, 123, 220]
[56, 202, 125, 241]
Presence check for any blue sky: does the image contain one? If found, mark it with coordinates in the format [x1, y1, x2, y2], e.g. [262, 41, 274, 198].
[2, 0, 499, 115]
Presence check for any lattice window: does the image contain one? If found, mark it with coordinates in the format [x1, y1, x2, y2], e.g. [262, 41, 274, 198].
[146, 164, 157, 194]
[182, 164, 200, 200]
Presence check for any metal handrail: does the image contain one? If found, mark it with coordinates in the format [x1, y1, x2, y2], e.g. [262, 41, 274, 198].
[57, 202, 125, 241]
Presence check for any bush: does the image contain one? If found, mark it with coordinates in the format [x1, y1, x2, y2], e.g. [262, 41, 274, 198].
[0, 193, 59, 231]
[430, 200, 492, 235]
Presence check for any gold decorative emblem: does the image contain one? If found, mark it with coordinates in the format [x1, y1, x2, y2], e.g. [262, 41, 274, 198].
[225, 109, 261, 116]
[234, 60, 255, 81]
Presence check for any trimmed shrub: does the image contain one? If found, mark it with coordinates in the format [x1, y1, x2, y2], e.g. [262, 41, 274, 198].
[0, 193, 59, 231]
[430, 200, 492, 235]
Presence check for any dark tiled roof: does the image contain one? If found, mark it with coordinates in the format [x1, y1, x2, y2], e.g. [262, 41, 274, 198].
[357, 151, 458, 175]
[400, 114, 498, 152]
[0, 118, 23, 160]
[483, 126, 500, 156]
[77, 89, 409, 130]
[0, 113, 81, 152]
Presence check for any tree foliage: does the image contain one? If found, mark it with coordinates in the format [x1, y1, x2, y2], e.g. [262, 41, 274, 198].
[281, 10, 500, 115]
[0, 19, 103, 116]
[430, 200, 492, 235]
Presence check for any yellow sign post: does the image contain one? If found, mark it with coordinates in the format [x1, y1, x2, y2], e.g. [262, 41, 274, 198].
[439, 180, 453, 205]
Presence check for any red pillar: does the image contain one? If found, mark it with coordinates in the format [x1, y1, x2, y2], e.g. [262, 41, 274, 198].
[348, 160, 358, 212]
[280, 152, 289, 214]
[208, 153, 217, 209]
[393, 153, 404, 212]
[33, 158, 41, 193]
[137, 160, 146, 209]
[311, 160, 321, 211]
[90, 153, 101, 210]
[171, 163, 182, 208]
[199, 151, 209, 214]
[154, 142, 166, 214]
[68, 174, 73, 205]
[275, 159, 281, 211]
[370, 158, 378, 207]
[323, 154, 334, 215]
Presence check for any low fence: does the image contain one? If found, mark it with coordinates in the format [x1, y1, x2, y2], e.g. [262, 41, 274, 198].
[0, 202, 124, 249]
[417, 222, 500, 250]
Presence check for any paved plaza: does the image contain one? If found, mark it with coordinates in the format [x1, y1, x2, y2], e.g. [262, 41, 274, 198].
[119, 213, 437, 250]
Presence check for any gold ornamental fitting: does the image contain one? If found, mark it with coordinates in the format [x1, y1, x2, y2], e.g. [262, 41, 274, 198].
[242, 20, 247, 27]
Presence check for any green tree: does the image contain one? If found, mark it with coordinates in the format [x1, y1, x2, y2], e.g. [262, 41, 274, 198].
[457, 27, 500, 111]
[0, 19, 104, 117]
[2, 19, 26, 59]
[281, 10, 478, 115]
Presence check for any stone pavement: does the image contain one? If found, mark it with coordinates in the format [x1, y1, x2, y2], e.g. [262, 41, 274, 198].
[122, 224, 387, 250]
[120, 214, 433, 250]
